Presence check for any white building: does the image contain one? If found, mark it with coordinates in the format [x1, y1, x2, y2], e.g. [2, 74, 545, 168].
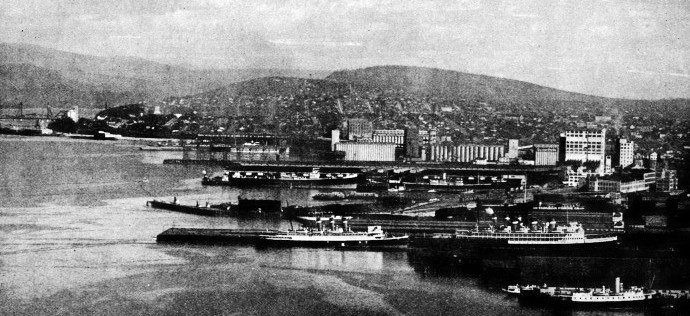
[335, 142, 397, 161]
[560, 129, 607, 175]
[618, 138, 634, 168]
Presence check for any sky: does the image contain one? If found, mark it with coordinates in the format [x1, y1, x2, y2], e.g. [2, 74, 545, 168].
[1, 0, 689, 99]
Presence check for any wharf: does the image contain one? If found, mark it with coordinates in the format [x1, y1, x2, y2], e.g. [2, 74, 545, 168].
[156, 227, 281, 244]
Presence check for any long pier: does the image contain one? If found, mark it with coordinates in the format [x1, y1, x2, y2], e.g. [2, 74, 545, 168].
[164, 159, 564, 174]
[156, 227, 281, 244]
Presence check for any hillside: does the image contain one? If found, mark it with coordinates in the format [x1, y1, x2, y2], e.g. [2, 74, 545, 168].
[327, 65, 605, 103]
[0, 43, 329, 108]
[0, 63, 147, 108]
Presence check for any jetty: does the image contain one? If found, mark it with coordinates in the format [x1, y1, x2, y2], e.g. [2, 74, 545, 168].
[156, 227, 281, 244]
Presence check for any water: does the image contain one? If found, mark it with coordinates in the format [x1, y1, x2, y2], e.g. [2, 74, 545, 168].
[0, 136, 679, 315]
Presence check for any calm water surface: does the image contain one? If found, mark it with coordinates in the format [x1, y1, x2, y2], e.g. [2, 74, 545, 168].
[0, 136, 674, 315]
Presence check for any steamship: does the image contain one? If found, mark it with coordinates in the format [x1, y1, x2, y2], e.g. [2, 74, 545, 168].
[202, 168, 362, 188]
[411, 219, 618, 261]
[257, 221, 409, 248]
[453, 221, 617, 245]
[516, 277, 655, 307]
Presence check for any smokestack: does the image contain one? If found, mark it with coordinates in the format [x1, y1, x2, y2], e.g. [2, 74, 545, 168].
[330, 217, 336, 231]
[342, 219, 349, 232]
[549, 220, 557, 232]
[511, 221, 519, 232]
[531, 221, 538, 231]
[316, 217, 322, 231]
[615, 277, 621, 294]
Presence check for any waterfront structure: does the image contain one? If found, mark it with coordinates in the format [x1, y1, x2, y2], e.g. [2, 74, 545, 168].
[559, 129, 607, 174]
[346, 118, 373, 141]
[372, 129, 404, 145]
[534, 144, 559, 165]
[592, 170, 656, 193]
[331, 129, 340, 150]
[184, 143, 288, 161]
[404, 127, 421, 158]
[418, 130, 438, 145]
[427, 143, 505, 162]
[67, 106, 79, 122]
[182, 134, 290, 162]
[334, 142, 397, 161]
[507, 139, 519, 158]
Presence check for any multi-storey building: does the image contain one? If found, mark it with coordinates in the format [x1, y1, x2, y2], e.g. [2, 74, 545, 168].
[656, 169, 678, 192]
[559, 129, 607, 174]
[616, 138, 634, 168]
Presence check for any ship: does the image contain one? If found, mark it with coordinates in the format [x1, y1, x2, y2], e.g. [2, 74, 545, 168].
[515, 277, 656, 308]
[410, 219, 619, 263]
[202, 167, 363, 188]
[449, 221, 617, 245]
[256, 221, 409, 248]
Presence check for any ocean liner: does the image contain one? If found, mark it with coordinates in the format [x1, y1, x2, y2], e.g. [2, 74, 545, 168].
[257, 224, 408, 248]
[202, 167, 362, 188]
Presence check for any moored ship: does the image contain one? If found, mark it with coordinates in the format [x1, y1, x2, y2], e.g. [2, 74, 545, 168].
[202, 167, 363, 188]
[451, 221, 617, 245]
[516, 277, 656, 308]
[410, 219, 619, 263]
[257, 223, 409, 248]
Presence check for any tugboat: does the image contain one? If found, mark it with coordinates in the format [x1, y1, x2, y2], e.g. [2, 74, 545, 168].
[257, 218, 408, 248]
[516, 277, 655, 308]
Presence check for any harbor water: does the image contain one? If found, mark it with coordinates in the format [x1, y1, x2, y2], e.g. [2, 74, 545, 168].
[0, 136, 682, 315]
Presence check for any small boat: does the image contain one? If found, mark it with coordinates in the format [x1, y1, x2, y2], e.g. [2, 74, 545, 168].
[503, 285, 539, 295]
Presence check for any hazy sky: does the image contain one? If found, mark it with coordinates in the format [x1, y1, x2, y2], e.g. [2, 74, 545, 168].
[2, 0, 689, 99]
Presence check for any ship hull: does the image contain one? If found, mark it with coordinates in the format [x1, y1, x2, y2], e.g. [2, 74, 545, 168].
[257, 236, 409, 248]
[203, 177, 360, 188]
[518, 295, 652, 309]
[410, 237, 618, 259]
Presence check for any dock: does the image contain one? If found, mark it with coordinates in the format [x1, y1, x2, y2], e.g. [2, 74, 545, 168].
[156, 227, 281, 244]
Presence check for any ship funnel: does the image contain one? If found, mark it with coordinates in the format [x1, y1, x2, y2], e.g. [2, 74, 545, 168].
[549, 220, 557, 232]
[316, 217, 322, 231]
[342, 219, 349, 232]
[511, 221, 519, 232]
[531, 221, 538, 231]
[615, 277, 621, 294]
[330, 217, 336, 231]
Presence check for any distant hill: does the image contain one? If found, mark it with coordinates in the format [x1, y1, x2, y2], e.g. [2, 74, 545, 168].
[0, 42, 329, 108]
[181, 65, 689, 122]
[327, 65, 605, 104]
[0, 63, 147, 109]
